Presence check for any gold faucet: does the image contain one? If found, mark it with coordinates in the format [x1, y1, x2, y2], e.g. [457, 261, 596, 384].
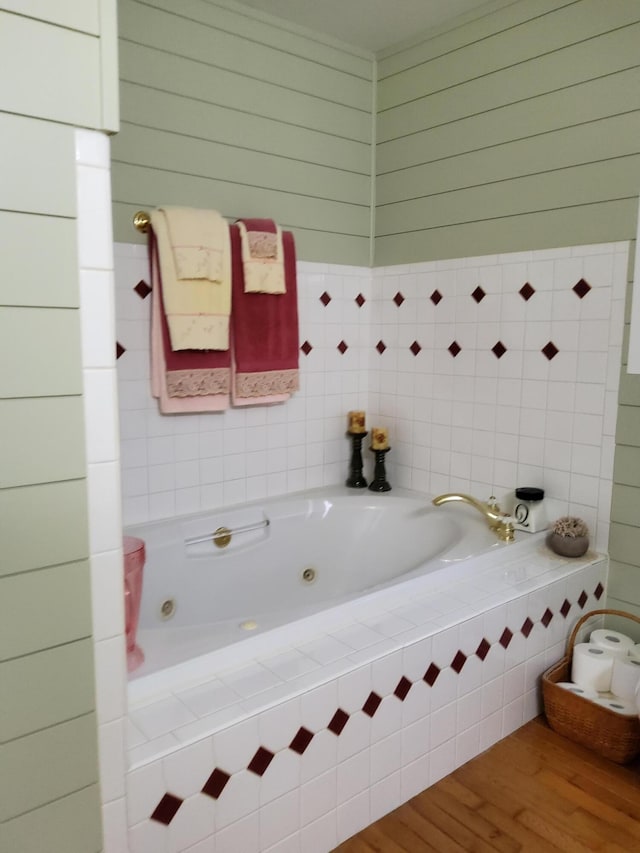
[432, 493, 515, 542]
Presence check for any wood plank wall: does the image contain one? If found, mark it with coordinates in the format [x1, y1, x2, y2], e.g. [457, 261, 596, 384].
[0, 2, 117, 850]
[375, 0, 640, 265]
[111, 0, 375, 265]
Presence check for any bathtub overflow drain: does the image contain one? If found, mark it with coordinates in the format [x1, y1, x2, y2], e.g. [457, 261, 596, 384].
[159, 598, 176, 620]
[301, 567, 317, 584]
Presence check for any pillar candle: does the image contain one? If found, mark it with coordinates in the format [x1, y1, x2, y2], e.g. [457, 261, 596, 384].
[371, 427, 389, 450]
[348, 410, 366, 433]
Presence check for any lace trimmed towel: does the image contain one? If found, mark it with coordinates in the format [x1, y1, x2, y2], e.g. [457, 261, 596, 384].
[230, 224, 299, 405]
[236, 218, 286, 294]
[161, 206, 228, 281]
[150, 230, 230, 413]
[150, 208, 231, 351]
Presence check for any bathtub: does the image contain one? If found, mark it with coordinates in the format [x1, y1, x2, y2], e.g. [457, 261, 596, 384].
[127, 486, 503, 686]
[124, 487, 608, 853]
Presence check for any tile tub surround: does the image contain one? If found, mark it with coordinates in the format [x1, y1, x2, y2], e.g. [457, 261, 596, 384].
[125, 534, 607, 853]
[115, 241, 627, 553]
[369, 243, 628, 553]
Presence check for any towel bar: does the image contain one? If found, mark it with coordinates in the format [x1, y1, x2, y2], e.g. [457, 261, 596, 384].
[133, 210, 151, 233]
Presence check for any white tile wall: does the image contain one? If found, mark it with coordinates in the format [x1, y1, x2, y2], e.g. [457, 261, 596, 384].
[75, 128, 128, 852]
[369, 244, 628, 551]
[115, 249, 371, 526]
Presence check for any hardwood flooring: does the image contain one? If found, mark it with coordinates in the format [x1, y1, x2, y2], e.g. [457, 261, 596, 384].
[334, 716, 640, 852]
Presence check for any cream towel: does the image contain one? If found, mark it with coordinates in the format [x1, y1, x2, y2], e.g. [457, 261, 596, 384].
[150, 209, 231, 351]
[237, 221, 285, 294]
[160, 206, 227, 281]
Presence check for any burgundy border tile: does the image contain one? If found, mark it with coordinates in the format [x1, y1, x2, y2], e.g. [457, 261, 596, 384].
[578, 590, 588, 609]
[248, 746, 275, 776]
[327, 708, 350, 736]
[430, 289, 442, 305]
[355, 293, 366, 307]
[300, 341, 313, 355]
[410, 341, 422, 356]
[560, 599, 571, 618]
[320, 291, 331, 306]
[289, 727, 314, 755]
[394, 292, 405, 306]
[541, 608, 553, 628]
[448, 341, 461, 358]
[594, 582, 604, 600]
[394, 677, 412, 701]
[472, 286, 486, 303]
[201, 768, 231, 800]
[521, 618, 534, 638]
[151, 793, 183, 824]
[499, 628, 513, 649]
[451, 651, 467, 674]
[492, 341, 507, 359]
[476, 638, 491, 661]
[542, 341, 559, 360]
[573, 278, 591, 299]
[376, 340, 387, 354]
[423, 663, 441, 686]
[116, 342, 125, 359]
[134, 279, 152, 299]
[519, 282, 535, 301]
[337, 340, 348, 354]
[362, 692, 383, 717]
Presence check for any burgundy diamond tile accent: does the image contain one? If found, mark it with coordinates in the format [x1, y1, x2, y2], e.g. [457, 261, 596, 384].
[560, 599, 571, 618]
[248, 746, 275, 776]
[519, 282, 535, 301]
[394, 677, 412, 701]
[492, 341, 507, 359]
[300, 340, 313, 355]
[376, 340, 387, 354]
[578, 590, 588, 609]
[430, 289, 442, 305]
[573, 278, 591, 299]
[134, 279, 152, 299]
[499, 628, 513, 649]
[594, 582, 604, 600]
[116, 342, 125, 359]
[451, 651, 467, 674]
[472, 286, 486, 303]
[202, 768, 231, 800]
[424, 663, 441, 686]
[328, 708, 350, 735]
[410, 341, 422, 356]
[337, 340, 348, 354]
[362, 691, 383, 717]
[394, 291, 405, 306]
[541, 608, 553, 628]
[151, 793, 183, 824]
[320, 291, 331, 306]
[542, 341, 559, 360]
[355, 293, 366, 307]
[521, 617, 534, 638]
[476, 638, 491, 661]
[289, 726, 314, 755]
[448, 341, 461, 358]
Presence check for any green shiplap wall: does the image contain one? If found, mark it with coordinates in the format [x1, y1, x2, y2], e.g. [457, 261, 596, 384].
[375, 0, 640, 265]
[0, 2, 117, 850]
[111, 0, 375, 265]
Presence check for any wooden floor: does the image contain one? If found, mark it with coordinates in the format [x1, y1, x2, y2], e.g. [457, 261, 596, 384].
[335, 717, 640, 852]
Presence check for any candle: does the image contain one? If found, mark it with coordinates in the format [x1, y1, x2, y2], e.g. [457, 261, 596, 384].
[371, 427, 389, 450]
[348, 410, 366, 433]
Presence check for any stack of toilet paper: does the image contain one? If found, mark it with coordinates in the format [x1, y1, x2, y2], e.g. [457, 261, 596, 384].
[566, 629, 640, 716]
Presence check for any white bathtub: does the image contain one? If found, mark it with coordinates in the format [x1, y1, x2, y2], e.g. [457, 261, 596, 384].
[127, 486, 504, 685]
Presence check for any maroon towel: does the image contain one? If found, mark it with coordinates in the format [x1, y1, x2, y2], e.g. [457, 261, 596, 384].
[230, 224, 299, 397]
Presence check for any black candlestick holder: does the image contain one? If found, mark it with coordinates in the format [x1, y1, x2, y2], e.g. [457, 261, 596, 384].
[369, 447, 391, 492]
[346, 431, 368, 488]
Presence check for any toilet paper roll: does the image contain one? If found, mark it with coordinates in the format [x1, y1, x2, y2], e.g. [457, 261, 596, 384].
[589, 628, 635, 659]
[594, 696, 638, 716]
[571, 643, 615, 692]
[610, 656, 640, 700]
[556, 681, 599, 700]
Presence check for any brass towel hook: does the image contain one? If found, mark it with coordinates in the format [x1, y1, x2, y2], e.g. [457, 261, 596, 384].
[133, 210, 151, 233]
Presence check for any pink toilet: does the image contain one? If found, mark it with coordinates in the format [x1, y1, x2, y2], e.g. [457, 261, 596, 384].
[123, 536, 145, 672]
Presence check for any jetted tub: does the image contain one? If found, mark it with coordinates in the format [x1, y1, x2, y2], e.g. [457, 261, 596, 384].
[126, 486, 507, 685]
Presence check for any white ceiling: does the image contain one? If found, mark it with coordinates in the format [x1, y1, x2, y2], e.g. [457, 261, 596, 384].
[233, 0, 495, 53]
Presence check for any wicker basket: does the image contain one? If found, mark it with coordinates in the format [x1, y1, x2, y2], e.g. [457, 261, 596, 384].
[542, 608, 640, 764]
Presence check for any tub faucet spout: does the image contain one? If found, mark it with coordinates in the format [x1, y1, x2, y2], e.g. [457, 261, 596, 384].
[432, 493, 515, 542]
